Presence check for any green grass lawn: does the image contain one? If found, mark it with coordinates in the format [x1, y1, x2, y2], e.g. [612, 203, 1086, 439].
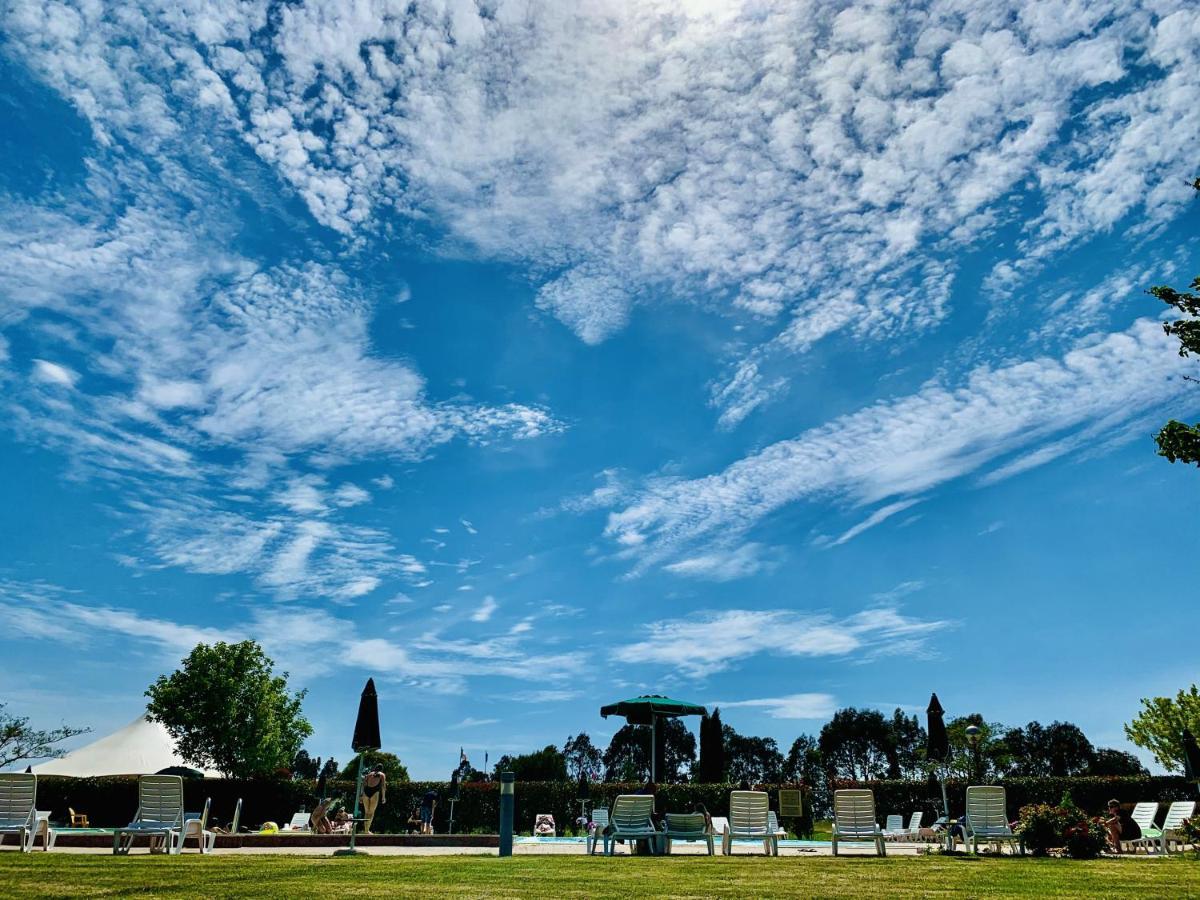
[1, 853, 1197, 898]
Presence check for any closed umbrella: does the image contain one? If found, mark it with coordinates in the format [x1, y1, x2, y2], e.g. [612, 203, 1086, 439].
[600, 694, 707, 782]
[926, 693, 950, 820]
[338, 678, 381, 855]
[1183, 729, 1200, 787]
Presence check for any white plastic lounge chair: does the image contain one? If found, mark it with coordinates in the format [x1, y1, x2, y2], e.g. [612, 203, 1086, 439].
[587, 808, 610, 855]
[182, 797, 214, 853]
[0, 774, 52, 853]
[832, 789, 885, 856]
[661, 812, 714, 855]
[604, 795, 658, 856]
[113, 775, 185, 855]
[723, 790, 776, 856]
[709, 815, 729, 839]
[1119, 802, 1159, 853]
[962, 786, 1024, 855]
[767, 810, 787, 842]
[1132, 800, 1195, 854]
[229, 797, 243, 835]
[882, 813, 905, 840]
[534, 813, 556, 836]
[904, 811, 923, 841]
[285, 811, 311, 832]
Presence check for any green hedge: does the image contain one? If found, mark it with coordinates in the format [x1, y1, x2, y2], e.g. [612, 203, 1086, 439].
[31, 777, 813, 835]
[834, 775, 1195, 819]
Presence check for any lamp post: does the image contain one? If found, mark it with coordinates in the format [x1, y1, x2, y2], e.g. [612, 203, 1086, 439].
[965, 725, 982, 785]
[498, 771, 514, 857]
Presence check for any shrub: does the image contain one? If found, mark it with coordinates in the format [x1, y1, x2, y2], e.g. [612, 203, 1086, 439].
[1179, 816, 1200, 850]
[1063, 817, 1108, 859]
[1017, 803, 1072, 856]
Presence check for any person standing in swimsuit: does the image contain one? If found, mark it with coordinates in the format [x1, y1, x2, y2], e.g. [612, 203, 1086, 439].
[360, 765, 386, 834]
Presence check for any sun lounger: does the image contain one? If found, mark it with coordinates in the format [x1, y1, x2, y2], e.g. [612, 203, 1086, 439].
[285, 811, 311, 832]
[587, 808, 610, 855]
[1119, 802, 1159, 853]
[962, 786, 1024, 855]
[182, 797, 214, 853]
[0, 774, 53, 853]
[113, 775, 185, 855]
[723, 790, 776, 856]
[1131, 800, 1195, 854]
[767, 810, 787, 842]
[832, 789, 885, 856]
[604, 795, 658, 856]
[68, 807, 88, 828]
[661, 812, 714, 855]
[904, 811, 923, 841]
[882, 813, 905, 840]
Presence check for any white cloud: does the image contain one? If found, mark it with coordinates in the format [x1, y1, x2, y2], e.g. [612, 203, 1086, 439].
[615, 606, 950, 678]
[31, 359, 78, 388]
[829, 499, 923, 547]
[371, 474, 394, 490]
[471, 596, 499, 623]
[450, 717, 499, 730]
[7, 1, 1195, 428]
[603, 319, 1194, 573]
[663, 543, 777, 581]
[713, 693, 838, 720]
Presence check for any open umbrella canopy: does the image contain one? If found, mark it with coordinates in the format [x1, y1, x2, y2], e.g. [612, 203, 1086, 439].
[600, 694, 707, 725]
[351, 678, 381, 752]
[926, 693, 949, 763]
[1183, 729, 1200, 782]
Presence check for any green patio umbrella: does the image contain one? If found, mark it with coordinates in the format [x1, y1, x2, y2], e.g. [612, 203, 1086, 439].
[600, 694, 706, 782]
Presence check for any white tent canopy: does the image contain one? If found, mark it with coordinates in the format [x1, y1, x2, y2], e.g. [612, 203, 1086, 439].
[31, 715, 221, 778]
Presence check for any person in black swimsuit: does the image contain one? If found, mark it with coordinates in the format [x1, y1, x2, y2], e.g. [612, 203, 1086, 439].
[360, 765, 387, 834]
[1105, 799, 1140, 852]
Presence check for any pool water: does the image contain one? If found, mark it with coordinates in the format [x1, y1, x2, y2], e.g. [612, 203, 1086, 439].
[516, 835, 829, 847]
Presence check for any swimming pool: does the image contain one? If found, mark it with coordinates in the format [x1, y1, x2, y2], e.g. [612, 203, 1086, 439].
[516, 835, 829, 848]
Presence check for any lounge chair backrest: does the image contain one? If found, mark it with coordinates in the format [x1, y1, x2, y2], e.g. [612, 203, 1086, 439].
[664, 812, 707, 835]
[768, 810, 783, 833]
[0, 773, 36, 827]
[729, 790, 769, 832]
[1130, 801, 1159, 832]
[187, 797, 211, 829]
[1163, 801, 1196, 831]
[591, 808, 609, 830]
[834, 789, 878, 837]
[610, 795, 654, 830]
[885, 814, 903, 832]
[907, 811, 922, 832]
[288, 812, 310, 829]
[779, 789, 803, 817]
[965, 786, 1010, 834]
[136, 776, 183, 827]
[230, 798, 242, 833]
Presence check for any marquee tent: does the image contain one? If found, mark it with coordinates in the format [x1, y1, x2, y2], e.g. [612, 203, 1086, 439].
[30, 715, 221, 778]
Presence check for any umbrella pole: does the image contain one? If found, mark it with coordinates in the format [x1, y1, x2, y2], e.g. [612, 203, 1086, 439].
[350, 753, 365, 853]
[651, 717, 657, 783]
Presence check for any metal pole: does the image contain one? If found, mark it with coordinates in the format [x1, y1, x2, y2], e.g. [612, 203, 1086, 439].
[447, 799, 456, 835]
[333, 753, 367, 856]
[650, 717, 657, 783]
[499, 771, 514, 857]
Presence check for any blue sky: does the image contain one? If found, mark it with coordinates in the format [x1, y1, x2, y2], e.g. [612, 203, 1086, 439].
[1, 1, 1198, 779]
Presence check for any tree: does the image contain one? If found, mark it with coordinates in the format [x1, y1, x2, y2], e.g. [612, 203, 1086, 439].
[145, 640, 312, 778]
[818, 708, 895, 781]
[319, 757, 340, 781]
[784, 734, 828, 817]
[563, 733, 603, 781]
[0, 702, 89, 769]
[1001, 721, 1095, 777]
[944, 714, 1012, 781]
[292, 749, 319, 780]
[887, 709, 927, 779]
[722, 724, 784, 783]
[494, 745, 568, 781]
[339, 750, 410, 783]
[1090, 748, 1149, 777]
[1150, 179, 1200, 466]
[696, 710, 726, 783]
[1125, 684, 1200, 772]
[603, 719, 695, 782]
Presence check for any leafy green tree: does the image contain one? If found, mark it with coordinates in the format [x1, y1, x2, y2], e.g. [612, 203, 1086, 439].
[145, 640, 312, 778]
[0, 702, 89, 768]
[1125, 685, 1200, 772]
[340, 750, 410, 782]
[944, 714, 1011, 781]
[784, 734, 828, 815]
[495, 745, 568, 781]
[563, 732, 603, 781]
[1150, 179, 1200, 465]
[818, 708, 895, 780]
[603, 719, 695, 782]
[1089, 748, 1148, 777]
[887, 709, 927, 778]
[319, 757, 340, 780]
[1001, 722, 1095, 777]
[721, 724, 784, 783]
[292, 749, 319, 780]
